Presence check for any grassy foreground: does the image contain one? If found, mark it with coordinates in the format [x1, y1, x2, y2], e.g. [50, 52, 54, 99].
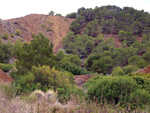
[0, 84, 149, 113]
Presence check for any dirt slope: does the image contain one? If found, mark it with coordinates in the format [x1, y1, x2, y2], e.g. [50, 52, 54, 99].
[135, 65, 150, 73]
[0, 14, 74, 53]
[0, 69, 13, 84]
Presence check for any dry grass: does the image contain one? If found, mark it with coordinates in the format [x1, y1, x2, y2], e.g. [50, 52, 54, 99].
[0, 84, 149, 113]
[1, 92, 149, 113]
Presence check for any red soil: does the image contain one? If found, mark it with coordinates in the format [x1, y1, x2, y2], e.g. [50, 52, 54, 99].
[136, 65, 150, 74]
[0, 69, 13, 84]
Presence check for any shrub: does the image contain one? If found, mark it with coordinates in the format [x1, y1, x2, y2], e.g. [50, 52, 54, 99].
[41, 24, 45, 28]
[122, 65, 139, 75]
[10, 34, 14, 38]
[57, 85, 84, 103]
[13, 65, 74, 94]
[31, 33, 35, 38]
[128, 73, 150, 92]
[0, 42, 14, 63]
[2, 32, 9, 39]
[111, 66, 124, 76]
[47, 20, 50, 24]
[0, 63, 14, 72]
[46, 27, 53, 32]
[56, 61, 87, 75]
[15, 29, 21, 36]
[84, 76, 150, 109]
[136, 59, 148, 68]
[128, 89, 150, 109]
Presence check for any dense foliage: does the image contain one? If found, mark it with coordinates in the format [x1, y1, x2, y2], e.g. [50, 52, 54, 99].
[63, 6, 150, 74]
[0, 41, 14, 63]
[67, 5, 150, 36]
[12, 65, 74, 94]
[14, 33, 55, 74]
[84, 75, 150, 109]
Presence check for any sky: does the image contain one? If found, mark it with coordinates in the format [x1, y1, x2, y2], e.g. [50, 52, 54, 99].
[0, 0, 150, 20]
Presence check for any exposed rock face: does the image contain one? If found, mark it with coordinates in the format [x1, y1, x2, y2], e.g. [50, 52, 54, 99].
[0, 69, 13, 84]
[0, 14, 74, 53]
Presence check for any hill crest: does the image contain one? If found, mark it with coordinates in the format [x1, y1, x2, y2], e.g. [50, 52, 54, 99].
[0, 14, 74, 53]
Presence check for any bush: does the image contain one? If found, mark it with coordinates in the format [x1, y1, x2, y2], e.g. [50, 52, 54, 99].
[136, 59, 148, 68]
[128, 73, 150, 92]
[122, 65, 139, 75]
[56, 61, 88, 75]
[111, 66, 124, 76]
[0, 42, 14, 63]
[84, 76, 150, 109]
[128, 89, 150, 109]
[57, 85, 84, 103]
[46, 27, 53, 32]
[41, 24, 45, 28]
[15, 29, 21, 36]
[0, 63, 14, 72]
[2, 32, 9, 39]
[31, 33, 35, 38]
[13, 65, 74, 94]
[10, 34, 14, 38]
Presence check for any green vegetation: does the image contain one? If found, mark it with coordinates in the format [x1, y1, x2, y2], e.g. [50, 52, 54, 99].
[13, 65, 74, 94]
[2, 32, 9, 39]
[14, 33, 55, 74]
[41, 24, 45, 28]
[15, 29, 21, 36]
[49, 11, 55, 15]
[0, 42, 14, 63]
[66, 12, 77, 19]
[55, 13, 62, 16]
[55, 50, 88, 75]
[84, 75, 150, 109]
[31, 33, 35, 38]
[1, 5, 150, 112]
[10, 33, 14, 38]
[46, 27, 53, 32]
[62, 32, 95, 58]
[0, 63, 14, 72]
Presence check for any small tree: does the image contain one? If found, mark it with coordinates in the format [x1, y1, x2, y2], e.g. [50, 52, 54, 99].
[49, 11, 55, 15]
[14, 33, 55, 74]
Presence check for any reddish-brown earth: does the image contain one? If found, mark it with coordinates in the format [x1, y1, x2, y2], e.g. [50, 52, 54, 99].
[0, 14, 74, 53]
[74, 75, 92, 88]
[0, 69, 13, 84]
[135, 65, 150, 73]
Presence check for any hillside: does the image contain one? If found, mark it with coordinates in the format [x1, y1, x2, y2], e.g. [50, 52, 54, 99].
[0, 14, 74, 53]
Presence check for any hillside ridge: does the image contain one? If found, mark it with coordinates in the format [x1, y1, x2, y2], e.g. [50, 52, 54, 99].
[0, 14, 74, 53]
